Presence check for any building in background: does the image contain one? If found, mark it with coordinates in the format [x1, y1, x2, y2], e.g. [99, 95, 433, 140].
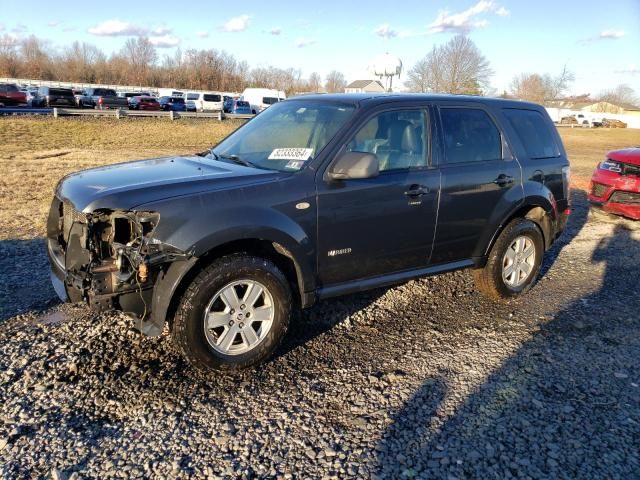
[344, 80, 385, 94]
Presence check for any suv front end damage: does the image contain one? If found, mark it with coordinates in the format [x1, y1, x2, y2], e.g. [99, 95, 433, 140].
[47, 196, 190, 333]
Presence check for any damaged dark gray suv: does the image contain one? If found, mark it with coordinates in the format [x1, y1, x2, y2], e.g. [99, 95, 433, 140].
[48, 94, 571, 371]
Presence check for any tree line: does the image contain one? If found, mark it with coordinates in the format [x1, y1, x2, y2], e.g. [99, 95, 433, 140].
[1, 33, 636, 105]
[404, 35, 637, 106]
[0, 34, 347, 94]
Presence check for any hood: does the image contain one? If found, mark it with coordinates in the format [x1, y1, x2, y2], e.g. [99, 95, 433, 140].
[57, 155, 278, 212]
[608, 148, 640, 167]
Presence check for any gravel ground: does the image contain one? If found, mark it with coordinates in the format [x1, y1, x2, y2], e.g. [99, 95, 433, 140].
[1, 191, 639, 479]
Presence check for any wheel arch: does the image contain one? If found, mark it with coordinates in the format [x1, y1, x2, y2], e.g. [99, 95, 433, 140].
[477, 198, 556, 267]
[149, 236, 314, 336]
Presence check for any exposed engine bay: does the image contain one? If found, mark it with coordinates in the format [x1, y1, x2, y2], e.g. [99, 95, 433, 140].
[50, 200, 188, 319]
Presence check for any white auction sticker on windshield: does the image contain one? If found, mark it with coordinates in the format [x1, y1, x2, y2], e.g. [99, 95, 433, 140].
[268, 148, 314, 161]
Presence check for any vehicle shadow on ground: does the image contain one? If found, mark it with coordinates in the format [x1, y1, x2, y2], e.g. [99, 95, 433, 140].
[374, 222, 640, 477]
[539, 188, 588, 278]
[0, 238, 58, 321]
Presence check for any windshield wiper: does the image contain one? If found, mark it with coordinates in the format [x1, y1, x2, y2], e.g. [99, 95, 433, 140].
[214, 151, 259, 169]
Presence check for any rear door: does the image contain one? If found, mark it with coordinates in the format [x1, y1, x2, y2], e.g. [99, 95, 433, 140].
[316, 105, 441, 286]
[430, 103, 523, 264]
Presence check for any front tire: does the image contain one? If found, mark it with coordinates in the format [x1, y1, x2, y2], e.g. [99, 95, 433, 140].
[473, 218, 544, 301]
[172, 254, 292, 372]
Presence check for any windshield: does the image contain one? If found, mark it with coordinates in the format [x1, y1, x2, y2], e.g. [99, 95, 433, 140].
[213, 100, 355, 172]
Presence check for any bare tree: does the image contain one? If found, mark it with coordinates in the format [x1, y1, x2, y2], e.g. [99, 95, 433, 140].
[405, 35, 492, 94]
[19, 35, 54, 80]
[308, 72, 322, 93]
[325, 70, 346, 93]
[0, 34, 20, 77]
[510, 65, 575, 103]
[597, 84, 639, 107]
[120, 37, 157, 86]
[509, 73, 548, 103]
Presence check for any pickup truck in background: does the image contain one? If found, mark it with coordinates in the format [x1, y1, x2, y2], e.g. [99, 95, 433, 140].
[77, 88, 129, 109]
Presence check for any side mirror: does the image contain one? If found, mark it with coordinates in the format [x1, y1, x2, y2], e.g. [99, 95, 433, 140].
[328, 151, 379, 180]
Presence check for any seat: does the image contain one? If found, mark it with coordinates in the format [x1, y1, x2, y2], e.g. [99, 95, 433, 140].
[378, 121, 422, 170]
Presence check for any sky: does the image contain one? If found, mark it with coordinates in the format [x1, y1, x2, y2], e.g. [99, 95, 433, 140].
[1, 0, 639, 96]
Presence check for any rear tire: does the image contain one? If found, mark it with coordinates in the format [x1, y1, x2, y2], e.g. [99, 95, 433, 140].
[172, 254, 292, 372]
[473, 218, 544, 301]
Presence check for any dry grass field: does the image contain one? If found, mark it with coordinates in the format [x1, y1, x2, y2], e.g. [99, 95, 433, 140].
[0, 117, 638, 241]
[0, 117, 244, 240]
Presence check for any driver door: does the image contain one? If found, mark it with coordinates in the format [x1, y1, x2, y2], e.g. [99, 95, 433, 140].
[316, 107, 441, 286]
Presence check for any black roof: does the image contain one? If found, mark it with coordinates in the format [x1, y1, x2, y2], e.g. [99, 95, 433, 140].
[287, 92, 543, 110]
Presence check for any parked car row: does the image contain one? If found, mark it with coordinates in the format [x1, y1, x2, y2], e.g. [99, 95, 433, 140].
[2, 83, 281, 116]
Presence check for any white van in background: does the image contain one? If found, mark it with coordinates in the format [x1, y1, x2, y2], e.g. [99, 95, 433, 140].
[185, 92, 227, 112]
[241, 88, 286, 114]
[157, 88, 185, 98]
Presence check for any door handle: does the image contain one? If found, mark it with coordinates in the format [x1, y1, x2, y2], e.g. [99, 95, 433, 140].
[493, 174, 514, 187]
[404, 185, 430, 197]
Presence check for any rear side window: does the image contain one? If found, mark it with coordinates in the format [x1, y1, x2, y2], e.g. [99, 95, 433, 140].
[503, 109, 560, 159]
[186, 93, 199, 100]
[440, 108, 502, 164]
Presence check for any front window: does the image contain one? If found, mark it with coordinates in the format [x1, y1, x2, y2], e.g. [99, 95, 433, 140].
[347, 110, 428, 171]
[213, 100, 355, 172]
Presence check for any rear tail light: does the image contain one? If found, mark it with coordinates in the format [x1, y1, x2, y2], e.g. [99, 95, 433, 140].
[98, 97, 103, 105]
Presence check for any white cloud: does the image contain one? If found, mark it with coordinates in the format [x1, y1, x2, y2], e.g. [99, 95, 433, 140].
[149, 35, 180, 48]
[495, 6, 509, 16]
[428, 0, 494, 33]
[294, 37, 317, 48]
[47, 21, 60, 27]
[152, 25, 173, 35]
[600, 30, 624, 39]
[88, 19, 147, 36]
[0, 23, 5, 32]
[374, 24, 398, 39]
[62, 26, 77, 32]
[196, 31, 209, 38]
[269, 27, 281, 35]
[220, 14, 250, 32]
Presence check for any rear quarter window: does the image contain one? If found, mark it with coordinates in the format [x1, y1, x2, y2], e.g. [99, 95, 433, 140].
[503, 109, 560, 159]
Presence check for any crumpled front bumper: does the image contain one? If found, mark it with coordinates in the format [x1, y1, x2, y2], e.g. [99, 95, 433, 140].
[588, 169, 640, 221]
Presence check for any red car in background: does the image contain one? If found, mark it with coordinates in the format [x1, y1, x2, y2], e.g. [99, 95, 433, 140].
[589, 148, 640, 220]
[0, 83, 27, 107]
[128, 96, 161, 110]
